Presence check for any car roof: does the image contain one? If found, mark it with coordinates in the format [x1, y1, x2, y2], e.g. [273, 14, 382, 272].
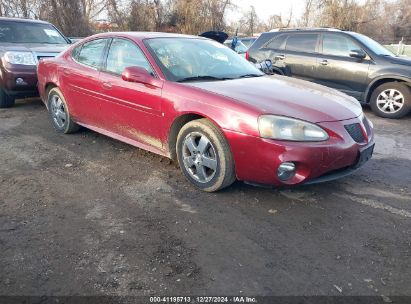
[0, 17, 50, 24]
[90, 32, 205, 41]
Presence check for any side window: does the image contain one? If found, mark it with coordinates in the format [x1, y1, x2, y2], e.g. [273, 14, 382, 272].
[105, 38, 153, 75]
[71, 45, 81, 60]
[322, 34, 361, 57]
[285, 34, 318, 53]
[266, 34, 287, 50]
[77, 39, 107, 68]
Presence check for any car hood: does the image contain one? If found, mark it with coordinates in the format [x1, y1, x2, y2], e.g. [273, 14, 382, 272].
[0, 43, 69, 54]
[387, 56, 411, 66]
[185, 76, 363, 123]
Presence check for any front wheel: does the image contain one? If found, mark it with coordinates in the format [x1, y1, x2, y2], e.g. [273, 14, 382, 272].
[176, 119, 236, 192]
[370, 82, 411, 119]
[0, 89, 15, 108]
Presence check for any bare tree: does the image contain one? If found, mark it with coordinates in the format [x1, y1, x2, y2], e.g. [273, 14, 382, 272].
[300, 0, 314, 27]
[239, 5, 257, 35]
[45, 0, 92, 36]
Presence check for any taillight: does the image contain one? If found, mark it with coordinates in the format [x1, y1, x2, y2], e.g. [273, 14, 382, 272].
[245, 51, 249, 61]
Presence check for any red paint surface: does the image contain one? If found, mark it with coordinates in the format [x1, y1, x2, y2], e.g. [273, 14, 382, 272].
[37, 32, 374, 186]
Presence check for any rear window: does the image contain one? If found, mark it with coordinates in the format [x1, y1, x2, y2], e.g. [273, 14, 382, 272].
[76, 39, 107, 68]
[0, 20, 67, 44]
[265, 34, 287, 50]
[285, 34, 318, 53]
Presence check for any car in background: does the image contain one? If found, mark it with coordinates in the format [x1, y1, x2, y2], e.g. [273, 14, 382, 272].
[240, 37, 257, 48]
[37, 32, 374, 192]
[0, 17, 70, 108]
[224, 39, 248, 57]
[68, 37, 84, 43]
[247, 28, 411, 119]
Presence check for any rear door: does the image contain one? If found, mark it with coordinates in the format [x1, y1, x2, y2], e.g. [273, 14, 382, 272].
[61, 38, 109, 125]
[280, 33, 320, 82]
[97, 38, 164, 152]
[315, 33, 370, 99]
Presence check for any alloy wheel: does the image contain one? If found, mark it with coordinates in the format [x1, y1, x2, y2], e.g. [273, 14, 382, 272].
[182, 132, 218, 183]
[376, 89, 404, 114]
[50, 94, 67, 129]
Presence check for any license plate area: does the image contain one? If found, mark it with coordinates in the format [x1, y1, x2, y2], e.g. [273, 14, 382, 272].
[354, 144, 375, 169]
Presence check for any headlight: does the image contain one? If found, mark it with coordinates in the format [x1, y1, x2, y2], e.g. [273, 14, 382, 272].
[4, 51, 36, 65]
[258, 115, 329, 141]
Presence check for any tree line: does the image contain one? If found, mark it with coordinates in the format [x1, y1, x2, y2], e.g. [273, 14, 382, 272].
[0, 0, 410, 43]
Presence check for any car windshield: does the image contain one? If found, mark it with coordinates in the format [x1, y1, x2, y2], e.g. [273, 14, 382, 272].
[352, 33, 394, 57]
[145, 38, 263, 82]
[0, 21, 68, 44]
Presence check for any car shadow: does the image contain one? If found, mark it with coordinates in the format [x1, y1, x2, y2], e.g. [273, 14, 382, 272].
[14, 97, 44, 109]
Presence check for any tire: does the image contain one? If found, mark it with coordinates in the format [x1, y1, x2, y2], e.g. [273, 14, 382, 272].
[176, 119, 236, 192]
[0, 88, 15, 108]
[47, 87, 80, 134]
[370, 82, 411, 119]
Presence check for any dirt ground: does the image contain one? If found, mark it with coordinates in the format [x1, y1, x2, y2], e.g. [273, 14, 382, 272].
[0, 98, 410, 298]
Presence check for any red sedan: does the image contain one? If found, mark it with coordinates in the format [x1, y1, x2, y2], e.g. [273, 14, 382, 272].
[37, 32, 375, 192]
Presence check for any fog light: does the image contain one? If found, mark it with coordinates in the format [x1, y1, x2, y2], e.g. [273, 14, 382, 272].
[16, 78, 27, 85]
[277, 162, 296, 181]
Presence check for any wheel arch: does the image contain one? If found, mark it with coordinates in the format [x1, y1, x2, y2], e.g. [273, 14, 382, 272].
[167, 112, 227, 161]
[43, 82, 58, 107]
[365, 76, 411, 103]
[271, 67, 284, 75]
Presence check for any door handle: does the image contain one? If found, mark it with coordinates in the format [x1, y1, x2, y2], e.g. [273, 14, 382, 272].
[63, 68, 71, 76]
[276, 54, 285, 60]
[320, 60, 329, 66]
[102, 81, 112, 90]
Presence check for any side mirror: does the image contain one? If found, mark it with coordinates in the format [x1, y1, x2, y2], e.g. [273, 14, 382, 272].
[349, 50, 366, 59]
[122, 66, 161, 88]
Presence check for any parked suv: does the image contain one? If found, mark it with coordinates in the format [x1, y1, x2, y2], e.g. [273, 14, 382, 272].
[0, 17, 70, 108]
[247, 28, 411, 118]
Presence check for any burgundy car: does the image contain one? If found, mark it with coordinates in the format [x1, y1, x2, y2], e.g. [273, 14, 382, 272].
[0, 17, 70, 108]
[37, 32, 375, 192]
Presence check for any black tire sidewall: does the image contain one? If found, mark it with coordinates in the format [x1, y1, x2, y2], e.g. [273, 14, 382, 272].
[370, 82, 411, 119]
[0, 89, 15, 108]
[176, 120, 234, 192]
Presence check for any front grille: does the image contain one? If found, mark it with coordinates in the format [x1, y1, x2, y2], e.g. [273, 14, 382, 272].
[344, 123, 365, 143]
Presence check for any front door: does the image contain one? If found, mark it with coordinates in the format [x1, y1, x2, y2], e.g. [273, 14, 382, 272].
[98, 38, 164, 153]
[315, 33, 370, 100]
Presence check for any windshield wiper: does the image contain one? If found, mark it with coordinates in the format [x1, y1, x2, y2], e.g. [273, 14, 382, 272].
[237, 73, 264, 78]
[177, 75, 230, 82]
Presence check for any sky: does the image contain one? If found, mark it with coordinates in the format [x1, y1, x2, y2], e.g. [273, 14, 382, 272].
[226, 0, 305, 24]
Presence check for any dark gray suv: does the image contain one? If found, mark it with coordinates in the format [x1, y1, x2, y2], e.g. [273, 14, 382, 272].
[247, 28, 411, 119]
[0, 17, 70, 108]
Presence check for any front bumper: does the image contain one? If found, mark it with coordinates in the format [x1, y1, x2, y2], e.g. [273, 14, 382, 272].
[304, 143, 374, 185]
[0, 63, 38, 97]
[224, 116, 375, 186]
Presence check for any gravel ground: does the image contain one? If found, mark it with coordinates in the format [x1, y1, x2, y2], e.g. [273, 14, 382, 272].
[0, 98, 410, 298]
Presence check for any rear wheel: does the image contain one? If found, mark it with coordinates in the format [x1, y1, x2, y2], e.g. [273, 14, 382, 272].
[176, 119, 235, 192]
[370, 82, 411, 119]
[0, 88, 15, 108]
[47, 87, 80, 133]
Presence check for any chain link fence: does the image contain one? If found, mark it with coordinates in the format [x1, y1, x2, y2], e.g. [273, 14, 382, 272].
[384, 38, 411, 57]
